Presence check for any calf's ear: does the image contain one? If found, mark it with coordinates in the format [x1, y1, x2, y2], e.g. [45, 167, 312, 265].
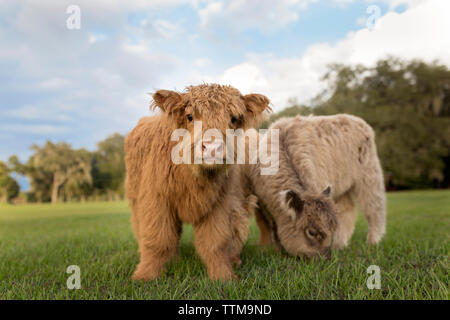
[322, 185, 331, 197]
[286, 190, 304, 214]
[280, 190, 304, 220]
[243, 93, 271, 115]
[151, 90, 184, 114]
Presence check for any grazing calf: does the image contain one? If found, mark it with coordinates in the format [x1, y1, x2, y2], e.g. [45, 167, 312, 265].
[248, 114, 386, 258]
[125, 84, 269, 280]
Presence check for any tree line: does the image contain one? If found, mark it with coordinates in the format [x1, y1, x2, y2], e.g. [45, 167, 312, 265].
[0, 133, 125, 204]
[1, 57, 449, 203]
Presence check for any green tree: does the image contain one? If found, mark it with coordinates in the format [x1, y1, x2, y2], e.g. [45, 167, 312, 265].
[92, 133, 126, 200]
[0, 160, 20, 203]
[27, 141, 92, 203]
[61, 149, 94, 202]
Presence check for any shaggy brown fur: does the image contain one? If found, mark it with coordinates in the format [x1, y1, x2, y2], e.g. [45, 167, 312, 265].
[248, 114, 386, 258]
[125, 84, 269, 280]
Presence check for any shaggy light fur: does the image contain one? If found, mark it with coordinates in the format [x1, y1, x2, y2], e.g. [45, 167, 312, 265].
[125, 84, 269, 280]
[248, 114, 386, 257]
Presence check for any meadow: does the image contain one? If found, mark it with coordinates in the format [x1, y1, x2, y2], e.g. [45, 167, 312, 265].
[0, 190, 448, 300]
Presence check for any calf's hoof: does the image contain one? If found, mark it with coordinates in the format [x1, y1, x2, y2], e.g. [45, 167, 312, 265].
[131, 267, 161, 281]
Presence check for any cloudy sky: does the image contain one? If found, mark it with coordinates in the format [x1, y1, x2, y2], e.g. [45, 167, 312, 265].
[1, 0, 449, 163]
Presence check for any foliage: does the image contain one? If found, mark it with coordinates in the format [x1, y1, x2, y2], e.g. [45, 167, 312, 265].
[25, 141, 92, 203]
[7, 134, 126, 203]
[0, 161, 19, 203]
[92, 133, 126, 200]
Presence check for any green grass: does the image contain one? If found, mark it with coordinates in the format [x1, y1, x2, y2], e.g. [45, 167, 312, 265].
[0, 190, 449, 299]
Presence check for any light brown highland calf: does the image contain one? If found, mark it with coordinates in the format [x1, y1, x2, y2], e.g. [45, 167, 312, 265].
[248, 114, 386, 258]
[125, 84, 269, 280]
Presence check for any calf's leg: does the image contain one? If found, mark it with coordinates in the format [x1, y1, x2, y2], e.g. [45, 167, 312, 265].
[354, 163, 386, 245]
[228, 195, 256, 267]
[194, 204, 236, 280]
[332, 193, 357, 249]
[255, 209, 272, 246]
[131, 204, 181, 280]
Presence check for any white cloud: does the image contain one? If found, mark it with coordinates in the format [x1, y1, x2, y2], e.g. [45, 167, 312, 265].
[1, 124, 69, 134]
[198, 0, 317, 34]
[199, 2, 224, 27]
[4, 105, 71, 122]
[213, 0, 450, 109]
[356, 15, 367, 27]
[135, 18, 183, 39]
[385, 0, 429, 9]
[220, 63, 269, 93]
[37, 78, 72, 90]
[0, 0, 187, 136]
[193, 58, 212, 67]
[331, 0, 429, 9]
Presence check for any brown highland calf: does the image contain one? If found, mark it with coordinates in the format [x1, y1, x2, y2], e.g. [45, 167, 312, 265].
[247, 114, 386, 258]
[125, 84, 269, 280]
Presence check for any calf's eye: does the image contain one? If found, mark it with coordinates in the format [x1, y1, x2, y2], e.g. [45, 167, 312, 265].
[231, 116, 237, 124]
[306, 228, 318, 238]
[187, 114, 193, 122]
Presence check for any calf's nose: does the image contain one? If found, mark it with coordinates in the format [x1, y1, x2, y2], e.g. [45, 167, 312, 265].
[202, 141, 223, 154]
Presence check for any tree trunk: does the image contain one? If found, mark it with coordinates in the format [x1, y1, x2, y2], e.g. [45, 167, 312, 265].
[0, 188, 7, 203]
[51, 174, 61, 204]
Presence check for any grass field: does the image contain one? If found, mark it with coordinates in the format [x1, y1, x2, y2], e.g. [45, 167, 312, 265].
[0, 190, 448, 300]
